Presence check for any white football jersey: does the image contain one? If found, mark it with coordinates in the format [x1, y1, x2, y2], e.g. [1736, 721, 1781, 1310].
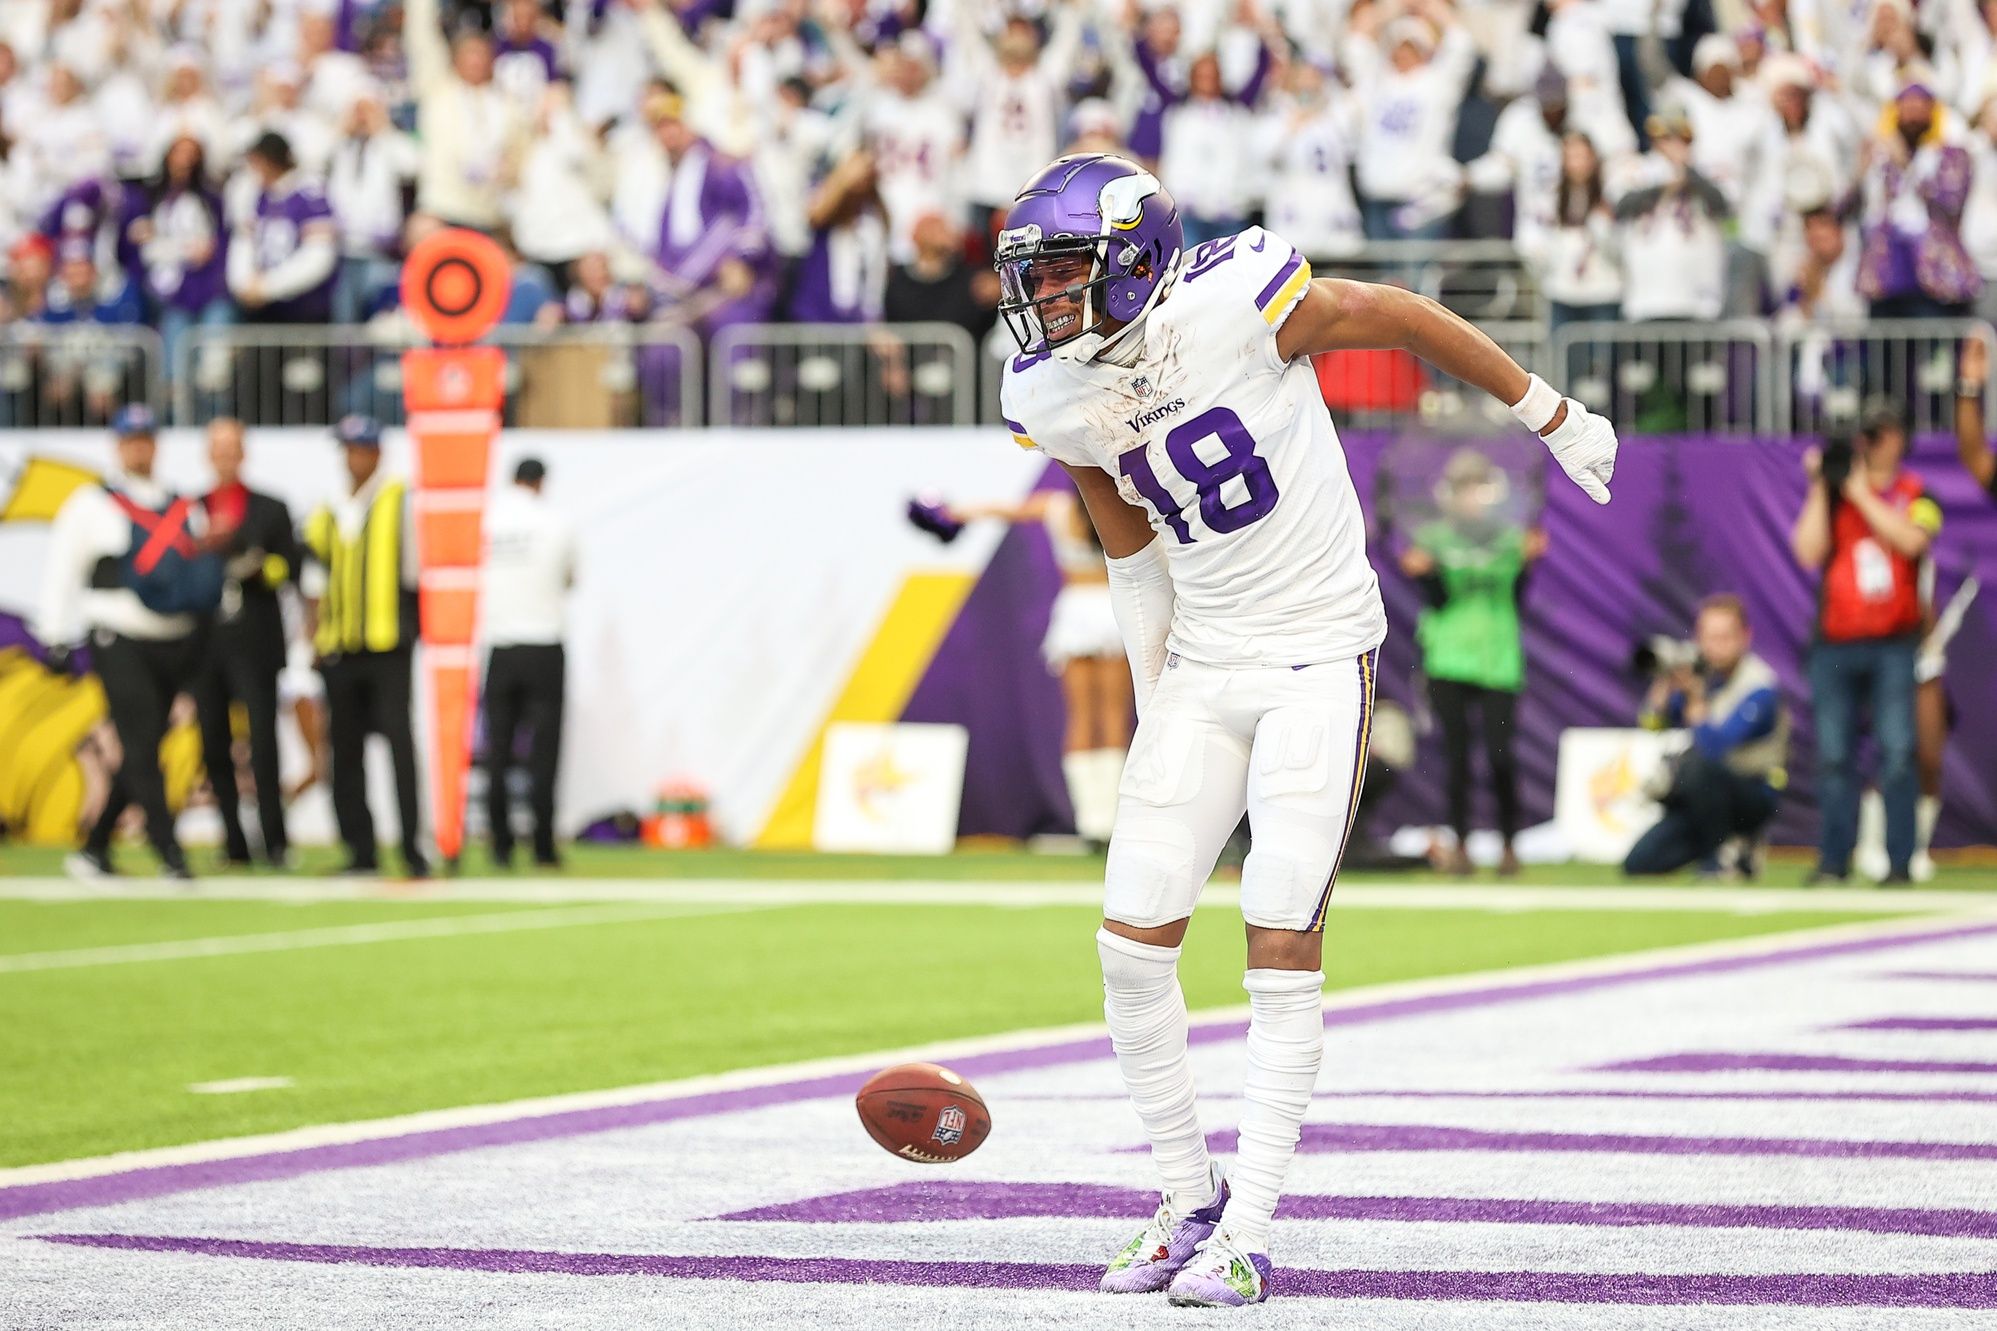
[1000, 228, 1387, 669]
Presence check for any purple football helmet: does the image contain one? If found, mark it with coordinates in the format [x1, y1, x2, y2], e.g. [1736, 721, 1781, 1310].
[995, 154, 1182, 359]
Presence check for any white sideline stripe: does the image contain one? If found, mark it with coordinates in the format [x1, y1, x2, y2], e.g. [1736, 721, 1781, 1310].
[187, 1078, 295, 1095]
[0, 877, 1989, 914]
[0, 909, 1979, 1190]
[0, 903, 766, 974]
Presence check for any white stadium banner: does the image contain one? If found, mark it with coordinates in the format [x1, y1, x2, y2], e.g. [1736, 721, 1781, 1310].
[1553, 727, 1687, 863]
[0, 428, 1044, 847]
[813, 722, 970, 855]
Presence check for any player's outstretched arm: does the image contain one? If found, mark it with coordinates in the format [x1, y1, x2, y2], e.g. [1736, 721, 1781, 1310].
[1064, 462, 1174, 713]
[1275, 278, 1618, 504]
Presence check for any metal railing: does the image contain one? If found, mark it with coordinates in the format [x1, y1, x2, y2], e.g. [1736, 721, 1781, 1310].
[1312, 239, 1543, 323]
[0, 326, 163, 428]
[1551, 320, 1778, 435]
[708, 322, 979, 427]
[1779, 318, 1997, 436]
[172, 322, 703, 429]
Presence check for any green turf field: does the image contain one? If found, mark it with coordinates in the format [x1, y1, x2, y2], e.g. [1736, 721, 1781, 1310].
[3, 840, 1993, 886]
[0, 890, 1916, 1169]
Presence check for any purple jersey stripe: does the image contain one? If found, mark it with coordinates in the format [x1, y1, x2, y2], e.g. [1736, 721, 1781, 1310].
[1002, 415, 1029, 436]
[1254, 250, 1304, 311]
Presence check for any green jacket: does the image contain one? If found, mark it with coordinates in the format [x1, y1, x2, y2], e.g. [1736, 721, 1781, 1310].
[1413, 519, 1528, 692]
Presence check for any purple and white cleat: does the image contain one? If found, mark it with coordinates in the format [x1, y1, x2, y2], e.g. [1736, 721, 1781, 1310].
[1098, 1166, 1228, 1294]
[1165, 1227, 1273, 1307]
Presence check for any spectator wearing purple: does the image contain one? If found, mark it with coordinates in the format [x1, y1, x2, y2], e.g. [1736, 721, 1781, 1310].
[1856, 78, 1982, 319]
[228, 131, 341, 325]
[493, 0, 565, 114]
[1118, 3, 1186, 165]
[121, 135, 232, 372]
[649, 96, 775, 337]
[789, 149, 889, 325]
[37, 176, 121, 274]
[536, 250, 651, 326]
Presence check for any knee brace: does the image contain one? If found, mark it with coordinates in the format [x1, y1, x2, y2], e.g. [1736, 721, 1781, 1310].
[1104, 816, 1201, 930]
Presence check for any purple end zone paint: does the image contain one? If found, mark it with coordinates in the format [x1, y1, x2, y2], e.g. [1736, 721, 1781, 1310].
[4, 918, 1993, 1223]
[1600, 1052, 1997, 1075]
[710, 1179, 1997, 1239]
[35, 1235, 1997, 1309]
[1840, 1016, 1997, 1031]
[1185, 1121, 1997, 1161]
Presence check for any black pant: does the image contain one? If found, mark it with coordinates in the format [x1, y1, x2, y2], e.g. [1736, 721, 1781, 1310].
[190, 639, 287, 862]
[1429, 678, 1520, 843]
[85, 630, 205, 870]
[320, 648, 427, 874]
[484, 643, 565, 864]
[1624, 751, 1780, 876]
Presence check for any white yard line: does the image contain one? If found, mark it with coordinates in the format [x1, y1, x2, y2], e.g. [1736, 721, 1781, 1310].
[186, 1078, 295, 1095]
[0, 908, 1983, 1191]
[0, 876, 1988, 914]
[0, 902, 769, 974]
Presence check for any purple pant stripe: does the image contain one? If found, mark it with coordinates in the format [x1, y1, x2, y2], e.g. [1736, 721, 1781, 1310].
[1311, 648, 1376, 932]
[709, 1179, 1997, 1238]
[1181, 1121, 1997, 1161]
[36, 1234, 1997, 1308]
[1600, 1052, 1997, 1075]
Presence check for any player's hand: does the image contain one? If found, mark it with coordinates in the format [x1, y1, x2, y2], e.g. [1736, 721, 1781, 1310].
[1540, 399, 1617, 504]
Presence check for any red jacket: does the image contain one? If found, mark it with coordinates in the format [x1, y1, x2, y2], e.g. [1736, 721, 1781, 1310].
[1820, 471, 1941, 642]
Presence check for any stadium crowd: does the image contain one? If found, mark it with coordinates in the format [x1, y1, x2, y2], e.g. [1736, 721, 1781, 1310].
[5, 0, 1997, 412]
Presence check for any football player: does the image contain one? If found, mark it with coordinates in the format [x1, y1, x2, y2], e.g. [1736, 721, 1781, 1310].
[994, 153, 1617, 1307]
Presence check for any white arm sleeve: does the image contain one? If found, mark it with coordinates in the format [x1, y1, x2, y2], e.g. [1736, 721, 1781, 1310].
[1105, 538, 1174, 715]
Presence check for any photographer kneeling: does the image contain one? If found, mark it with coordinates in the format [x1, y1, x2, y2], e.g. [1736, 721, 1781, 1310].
[1624, 595, 1789, 878]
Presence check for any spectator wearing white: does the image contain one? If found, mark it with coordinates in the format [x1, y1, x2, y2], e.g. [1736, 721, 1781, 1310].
[1539, 0, 1621, 128]
[634, 0, 754, 155]
[1614, 106, 1730, 321]
[1745, 55, 1861, 289]
[1253, 57, 1363, 259]
[1471, 69, 1613, 248]
[1962, 93, 1997, 327]
[406, 0, 528, 233]
[1159, 27, 1277, 246]
[1522, 129, 1624, 325]
[295, 10, 373, 124]
[1780, 205, 1868, 408]
[1065, 96, 1127, 154]
[509, 82, 615, 279]
[753, 76, 839, 264]
[1644, 32, 1775, 315]
[1853, 1, 1953, 113]
[92, 14, 164, 180]
[230, 62, 337, 186]
[147, 46, 228, 173]
[16, 62, 109, 215]
[1345, 0, 1477, 240]
[863, 33, 966, 263]
[607, 83, 674, 261]
[952, 1, 1086, 243]
[564, 0, 656, 129]
[326, 88, 421, 324]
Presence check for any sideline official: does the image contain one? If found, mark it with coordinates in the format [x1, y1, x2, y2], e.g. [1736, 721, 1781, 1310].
[38, 406, 216, 880]
[192, 418, 302, 867]
[481, 458, 575, 869]
[303, 416, 429, 878]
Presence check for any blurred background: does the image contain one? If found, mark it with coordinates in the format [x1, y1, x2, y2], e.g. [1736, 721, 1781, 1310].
[1, 0, 1994, 884]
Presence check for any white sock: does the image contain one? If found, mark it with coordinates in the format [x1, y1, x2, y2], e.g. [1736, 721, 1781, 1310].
[1083, 748, 1126, 842]
[1097, 928, 1212, 1204]
[1064, 753, 1100, 841]
[1914, 795, 1941, 880]
[1222, 967, 1326, 1254]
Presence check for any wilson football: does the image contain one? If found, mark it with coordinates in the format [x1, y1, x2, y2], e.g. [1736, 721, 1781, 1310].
[855, 1062, 990, 1163]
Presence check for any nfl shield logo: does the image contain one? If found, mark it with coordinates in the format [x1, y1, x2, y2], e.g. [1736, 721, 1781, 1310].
[1132, 375, 1152, 398]
[932, 1104, 967, 1146]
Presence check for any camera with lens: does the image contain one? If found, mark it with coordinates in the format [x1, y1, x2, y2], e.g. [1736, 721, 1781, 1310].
[1630, 634, 1700, 681]
[1819, 426, 1857, 495]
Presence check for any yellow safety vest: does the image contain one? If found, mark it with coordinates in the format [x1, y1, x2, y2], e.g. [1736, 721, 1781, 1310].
[304, 480, 409, 655]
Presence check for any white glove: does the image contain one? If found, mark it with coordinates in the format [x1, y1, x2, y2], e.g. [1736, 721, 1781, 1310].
[1540, 398, 1618, 505]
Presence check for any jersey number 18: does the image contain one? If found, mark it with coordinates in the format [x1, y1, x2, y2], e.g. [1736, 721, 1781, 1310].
[1117, 406, 1279, 543]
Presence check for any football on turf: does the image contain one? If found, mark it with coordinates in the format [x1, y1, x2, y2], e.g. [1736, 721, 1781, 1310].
[855, 1062, 990, 1163]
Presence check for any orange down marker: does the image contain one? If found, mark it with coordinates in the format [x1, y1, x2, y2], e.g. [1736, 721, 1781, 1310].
[401, 229, 512, 866]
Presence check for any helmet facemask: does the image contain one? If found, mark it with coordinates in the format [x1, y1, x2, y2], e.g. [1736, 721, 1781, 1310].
[996, 230, 1116, 358]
